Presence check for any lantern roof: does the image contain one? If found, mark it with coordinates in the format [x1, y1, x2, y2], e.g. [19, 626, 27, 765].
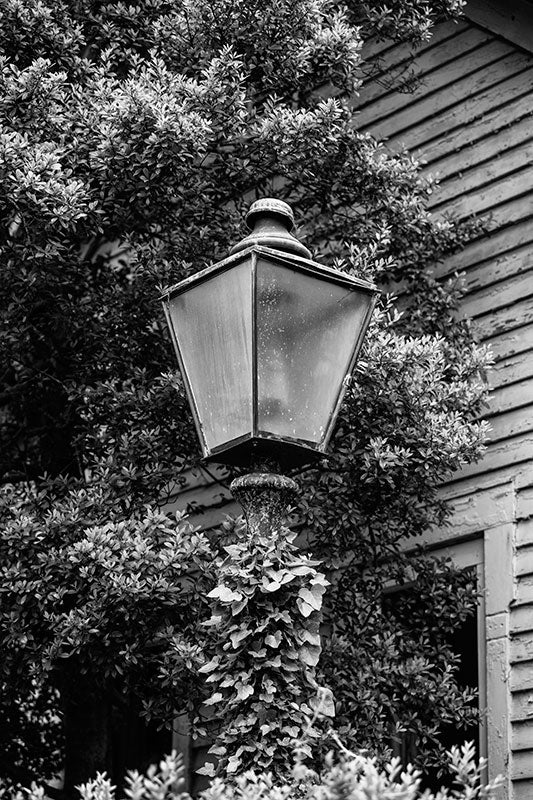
[161, 243, 377, 302]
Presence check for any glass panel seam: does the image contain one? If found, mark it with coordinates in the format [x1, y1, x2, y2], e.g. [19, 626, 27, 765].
[251, 252, 258, 439]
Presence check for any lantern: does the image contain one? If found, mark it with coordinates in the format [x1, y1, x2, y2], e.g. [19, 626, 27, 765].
[161, 199, 377, 469]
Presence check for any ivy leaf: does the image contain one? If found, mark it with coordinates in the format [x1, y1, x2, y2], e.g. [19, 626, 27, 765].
[198, 656, 220, 674]
[290, 565, 315, 576]
[299, 645, 321, 666]
[197, 762, 216, 777]
[298, 586, 323, 611]
[296, 598, 315, 618]
[300, 630, 321, 647]
[236, 683, 254, 701]
[264, 631, 282, 648]
[231, 598, 248, 615]
[204, 692, 224, 706]
[310, 687, 336, 718]
[229, 628, 250, 648]
[262, 578, 282, 592]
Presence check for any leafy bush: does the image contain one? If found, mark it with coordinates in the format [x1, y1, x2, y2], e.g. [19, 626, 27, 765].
[13, 742, 502, 800]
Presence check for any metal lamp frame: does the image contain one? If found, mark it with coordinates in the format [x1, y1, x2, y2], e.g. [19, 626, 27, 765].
[161, 244, 377, 469]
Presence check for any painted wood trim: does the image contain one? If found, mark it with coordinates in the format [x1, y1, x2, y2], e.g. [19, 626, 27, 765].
[484, 522, 515, 794]
[172, 714, 191, 791]
[441, 464, 533, 502]
[466, 0, 533, 55]
[477, 560, 489, 769]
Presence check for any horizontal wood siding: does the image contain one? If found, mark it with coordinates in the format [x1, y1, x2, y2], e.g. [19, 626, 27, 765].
[356, 14, 533, 495]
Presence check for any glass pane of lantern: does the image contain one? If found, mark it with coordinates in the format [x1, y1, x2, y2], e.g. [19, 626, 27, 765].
[256, 258, 373, 445]
[166, 262, 252, 452]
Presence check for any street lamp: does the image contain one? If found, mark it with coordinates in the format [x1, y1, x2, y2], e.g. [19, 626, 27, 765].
[162, 199, 377, 537]
[161, 199, 377, 476]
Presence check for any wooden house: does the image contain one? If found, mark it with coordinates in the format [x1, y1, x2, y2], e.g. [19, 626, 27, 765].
[166, 1, 533, 796]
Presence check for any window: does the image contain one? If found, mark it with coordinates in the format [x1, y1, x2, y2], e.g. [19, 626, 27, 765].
[388, 537, 486, 789]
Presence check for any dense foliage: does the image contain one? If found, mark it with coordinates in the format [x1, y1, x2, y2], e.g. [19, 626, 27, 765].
[0, 0, 490, 793]
[198, 515, 334, 778]
[13, 742, 503, 800]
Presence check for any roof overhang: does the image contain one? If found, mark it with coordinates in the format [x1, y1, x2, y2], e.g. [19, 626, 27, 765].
[466, 0, 533, 54]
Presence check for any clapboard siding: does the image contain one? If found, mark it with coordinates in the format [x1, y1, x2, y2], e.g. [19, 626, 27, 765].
[511, 750, 533, 779]
[428, 114, 533, 184]
[422, 91, 533, 172]
[511, 609, 533, 639]
[430, 136, 533, 209]
[439, 462, 533, 503]
[359, 19, 470, 74]
[389, 66, 533, 154]
[447, 433, 533, 482]
[513, 720, 533, 749]
[359, 46, 525, 138]
[489, 323, 533, 365]
[356, 27, 496, 110]
[487, 404, 533, 442]
[490, 379, 533, 414]
[461, 243, 533, 292]
[433, 165, 533, 219]
[514, 780, 533, 800]
[474, 297, 533, 340]
[516, 546, 533, 576]
[355, 15, 533, 502]
[461, 269, 533, 320]
[436, 213, 533, 279]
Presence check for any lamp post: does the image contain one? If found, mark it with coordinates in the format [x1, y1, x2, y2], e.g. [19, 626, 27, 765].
[161, 198, 377, 534]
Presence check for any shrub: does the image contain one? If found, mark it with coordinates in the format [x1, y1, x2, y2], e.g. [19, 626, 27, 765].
[13, 742, 502, 800]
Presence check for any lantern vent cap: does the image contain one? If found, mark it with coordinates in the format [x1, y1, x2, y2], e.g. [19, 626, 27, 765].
[229, 197, 312, 259]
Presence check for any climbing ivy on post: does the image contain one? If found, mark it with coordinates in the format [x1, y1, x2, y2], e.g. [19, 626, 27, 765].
[197, 473, 333, 777]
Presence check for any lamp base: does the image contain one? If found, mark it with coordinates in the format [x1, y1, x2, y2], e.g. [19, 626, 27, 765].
[230, 472, 299, 539]
[204, 434, 326, 471]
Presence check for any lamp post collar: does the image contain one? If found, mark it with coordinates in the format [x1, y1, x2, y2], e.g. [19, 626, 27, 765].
[229, 198, 312, 259]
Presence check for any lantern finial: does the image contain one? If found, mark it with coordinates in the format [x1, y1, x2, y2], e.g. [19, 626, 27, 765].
[229, 197, 312, 259]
